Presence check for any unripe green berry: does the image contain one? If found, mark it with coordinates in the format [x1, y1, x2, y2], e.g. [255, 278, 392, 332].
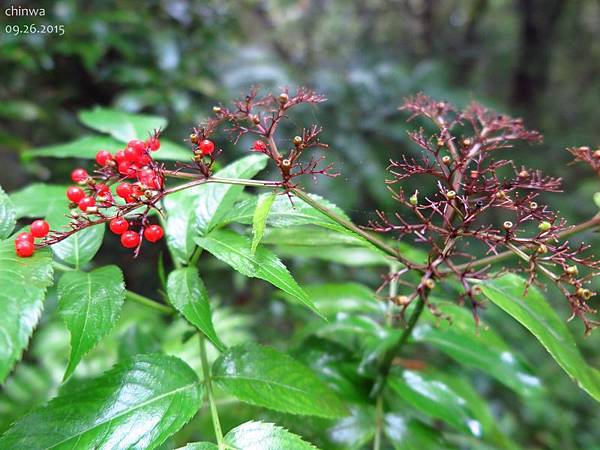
[538, 221, 551, 232]
[409, 191, 418, 206]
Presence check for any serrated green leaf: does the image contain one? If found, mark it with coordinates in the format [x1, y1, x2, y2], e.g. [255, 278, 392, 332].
[414, 300, 542, 397]
[251, 192, 276, 254]
[194, 154, 269, 236]
[46, 207, 105, 268]
[50, 223, 105, 268]
[481, 274, 600, 402]
[224, 421, 320, 449]
[213, 343, 348, 418]
[0, 185, 16, 239]
[221, 193, 350, 233]
[22, 135, 189, 161]
[164, 155, 269, 264]
[389, 369, 482, 436]
[167, 267, 224, 351]
[0, 354, 202, 449]
[9, 183, 69, 219]
[163, 188, 201, 264]
[195, 229, 320, 317]
[79, 106, 167, 142]
[0, 237, 53, 383]
[57, 265, 126, 379]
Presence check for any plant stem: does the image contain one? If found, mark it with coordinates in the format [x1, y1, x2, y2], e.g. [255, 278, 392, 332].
[189, 246, 202, 266]
[199, 335, 226, 450]
[125, 290, 174, 314]
[453, 213, 600, 271]
[291, 188, 422, 269]
[373, 263, 400, 450]
[370, 294, 426, 398]
[373, 395, 384, 450]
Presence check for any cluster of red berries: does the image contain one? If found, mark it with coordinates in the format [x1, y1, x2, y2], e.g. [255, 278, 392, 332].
[14, 220, 50, 257]
[15, 136, 168, 257]
[108, 217, 163, 248]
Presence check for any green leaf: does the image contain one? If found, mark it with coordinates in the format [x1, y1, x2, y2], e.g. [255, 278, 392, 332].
[273, 244, 389, 267]
[79, 106, 167, 142]
[0, 354, 202, 449]
[385, 415, 456, 450]
[221, 193, 350, 233]
[195, 229, 320, 317]
[0, 185, 16, 239]
[57, 265, 126, 379]
[251, 192, 276, 254]
[9, 183, 69, 219]
[593, 192, 600, 209]
[212, 343, 348, 418]
[23, 136, 123, 160]
[164, 154, 268, 264]
[284, 283, 382, 318]
[414, 300, 542, 397]
[23, 135, 189, 161]
[389, 369, 482, 436]
[328, 407, 376, 449]
[167, 267, 224, 351]
[163, 188, 201, 264]
[0, 238, 53, 382]
[224, 421, 320, 450]
[194, 154, 268, 236]
[176, 444, 218, 450]
[47, 206, 105, 267]
[481, 274, 600, 402]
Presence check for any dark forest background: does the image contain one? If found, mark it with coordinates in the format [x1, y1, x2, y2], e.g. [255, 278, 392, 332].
[1, 1, 599, 449]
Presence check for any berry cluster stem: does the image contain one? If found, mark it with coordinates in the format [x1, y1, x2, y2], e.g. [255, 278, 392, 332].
[290, 188, 423, 269]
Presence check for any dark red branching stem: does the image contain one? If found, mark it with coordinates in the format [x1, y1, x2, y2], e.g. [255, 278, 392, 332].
[370, 94, 600, 334]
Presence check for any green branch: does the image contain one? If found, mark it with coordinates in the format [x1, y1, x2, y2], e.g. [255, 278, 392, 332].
[200, 335, 226, 450]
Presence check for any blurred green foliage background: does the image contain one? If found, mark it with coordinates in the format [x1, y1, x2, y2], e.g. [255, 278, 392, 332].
[1, 1, 599, 449]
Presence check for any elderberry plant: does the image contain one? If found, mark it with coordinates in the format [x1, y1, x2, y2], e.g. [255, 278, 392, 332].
[0, 89, 599, 450]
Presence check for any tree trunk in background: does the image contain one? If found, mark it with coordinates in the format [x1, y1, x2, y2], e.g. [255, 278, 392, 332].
[453, 0, 489, 83]
[510, 0, 565, 110]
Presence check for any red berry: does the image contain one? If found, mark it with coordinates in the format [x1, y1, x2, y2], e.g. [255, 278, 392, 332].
[116, 183, 133, 198]
[146, 137, 160, 151]
[96, 150, 113, 166]
[128, 139, 146, 153]
[124, 145, 143, 163]
[71, 168, 88, 183]
[15, 239, 34, 258]
[138, 153, 152, 165]
[137, 168, 162, 189]
[30, 220, 50, 238]
[96, 183, 110, 193]
[109, 217, 129, 235]
[118, 161, 136, 177]
[67, 186, 85, 203]
[121, 231, 140, 249]
[199, 139, 215, 155]
[252, 140, 267, 152]
[78, 196, 96, 211]
[144, 225, 164, 243]
[115, 150, 127, 163]
[16, 232, 34, 243]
